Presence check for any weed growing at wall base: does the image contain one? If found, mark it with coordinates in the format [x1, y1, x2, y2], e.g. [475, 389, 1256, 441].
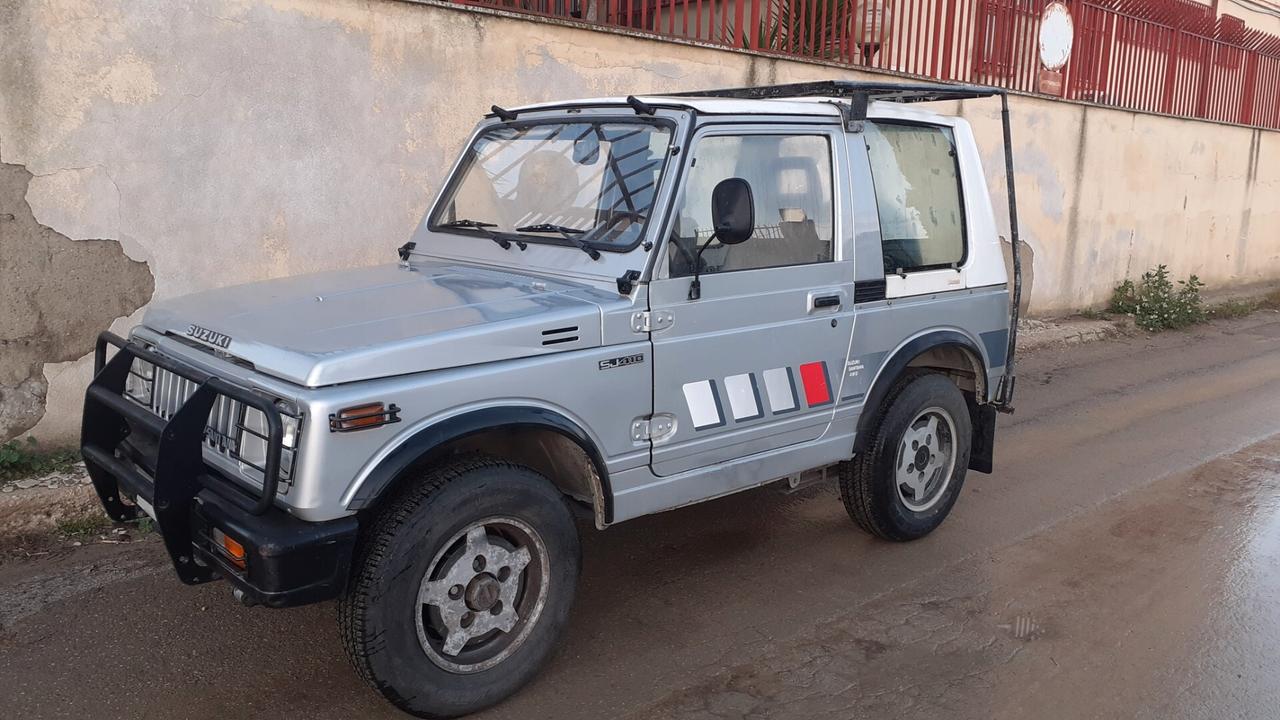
[55, 514, 112, 538]
[0, 437, 81, 482]
[1109, 265, 1205, 332]
[1206, 290, 1280, 320]
[1207, 299, 1257, 319]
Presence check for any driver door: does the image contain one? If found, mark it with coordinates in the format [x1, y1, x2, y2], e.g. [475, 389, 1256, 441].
[648, 126, 855, 477]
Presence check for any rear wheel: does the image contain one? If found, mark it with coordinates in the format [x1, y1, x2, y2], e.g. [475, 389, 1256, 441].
[338, 455, 580, 718]
[840, 373, 972, 541]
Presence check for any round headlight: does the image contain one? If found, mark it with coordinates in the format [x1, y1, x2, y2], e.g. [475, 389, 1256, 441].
[238, 408, 269, 469]
[125, 359, 155, 405]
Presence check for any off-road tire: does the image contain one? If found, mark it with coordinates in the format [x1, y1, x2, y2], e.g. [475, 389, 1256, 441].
[338, 454, 580, 718]
[839, 372, 972, 541]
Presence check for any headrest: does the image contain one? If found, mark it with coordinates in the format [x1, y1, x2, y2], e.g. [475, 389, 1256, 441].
[779, 207, 807, 223]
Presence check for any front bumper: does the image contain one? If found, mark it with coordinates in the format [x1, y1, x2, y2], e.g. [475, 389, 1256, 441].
[81, 332, 358, 608]
[189, 490, 358, 607]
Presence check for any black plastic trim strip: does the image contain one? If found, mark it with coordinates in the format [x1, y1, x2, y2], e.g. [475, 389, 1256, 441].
[542, 336, 580, 346]
[853, 279, 887, 303]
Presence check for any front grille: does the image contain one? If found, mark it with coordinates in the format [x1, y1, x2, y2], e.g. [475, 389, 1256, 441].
[130, 365, 295, 487]
[149, 366, 245, 457]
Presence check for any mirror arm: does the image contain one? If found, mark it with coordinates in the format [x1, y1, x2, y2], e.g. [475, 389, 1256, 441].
[688, 235, 716, 301]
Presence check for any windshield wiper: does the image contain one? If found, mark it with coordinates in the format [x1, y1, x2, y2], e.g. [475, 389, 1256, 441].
[438, 219, 497, 231]
[515, 223, 601, 260]
[516, 222, 585, 235]
[438, 219, 525, 250]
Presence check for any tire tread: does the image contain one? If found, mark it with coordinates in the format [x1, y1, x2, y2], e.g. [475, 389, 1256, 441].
[838, 371, 926, 541]
[337, 454, 528, 697]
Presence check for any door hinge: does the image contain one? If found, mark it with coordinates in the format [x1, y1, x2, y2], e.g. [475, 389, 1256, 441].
[630, 310, 673, 333]
[631, 413, 677, 443]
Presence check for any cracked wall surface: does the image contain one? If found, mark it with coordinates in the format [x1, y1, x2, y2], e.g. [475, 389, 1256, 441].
[0, 0, 1277, 443]
[0, 160, 154, 441]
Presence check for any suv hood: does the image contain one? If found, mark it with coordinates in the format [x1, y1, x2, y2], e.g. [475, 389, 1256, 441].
[142, 261, 609, 386]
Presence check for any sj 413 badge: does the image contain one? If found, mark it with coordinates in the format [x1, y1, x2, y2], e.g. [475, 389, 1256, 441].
[599, 353, 644, 370]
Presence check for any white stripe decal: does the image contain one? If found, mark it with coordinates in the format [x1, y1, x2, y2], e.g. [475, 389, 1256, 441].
[682, 380, 724, 430]
[762, 367, 798, 414]
[723, 373, 762, 421]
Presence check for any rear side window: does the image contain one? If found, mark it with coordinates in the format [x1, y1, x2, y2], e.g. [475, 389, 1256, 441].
[864, 123, 967, 274]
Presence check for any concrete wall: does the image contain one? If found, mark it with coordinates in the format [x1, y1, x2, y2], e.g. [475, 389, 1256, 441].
[1, 0, 1278, 444]
[1223, 0, 1280, 37]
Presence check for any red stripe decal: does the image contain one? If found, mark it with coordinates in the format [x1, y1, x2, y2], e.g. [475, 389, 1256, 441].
[798, 362, 831, 406]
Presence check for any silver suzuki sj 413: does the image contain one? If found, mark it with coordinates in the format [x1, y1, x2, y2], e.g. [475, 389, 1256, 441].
[82, 81, 1023, 717]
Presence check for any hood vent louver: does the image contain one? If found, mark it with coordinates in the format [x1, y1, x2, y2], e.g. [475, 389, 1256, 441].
[541, 326, 579, 346]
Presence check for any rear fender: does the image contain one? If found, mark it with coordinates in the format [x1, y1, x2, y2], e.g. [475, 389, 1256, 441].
[854, 331, 994, 472]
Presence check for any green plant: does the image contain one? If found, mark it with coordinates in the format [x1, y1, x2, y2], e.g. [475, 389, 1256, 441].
[1261, 289, 1280, 310]
[1207, 298, 1258, 319]
[1108, 265, 1204, 332]
[56, 513, 112, 538]
[1108, 279, 1138, 315]
[0, 437, 81, 482]
[746, 0, 856, 60]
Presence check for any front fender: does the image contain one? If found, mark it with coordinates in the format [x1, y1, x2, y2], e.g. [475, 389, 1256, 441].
[343, 405, 613, 520]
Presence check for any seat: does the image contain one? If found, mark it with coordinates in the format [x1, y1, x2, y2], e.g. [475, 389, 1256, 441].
[778, 208, 830, 264]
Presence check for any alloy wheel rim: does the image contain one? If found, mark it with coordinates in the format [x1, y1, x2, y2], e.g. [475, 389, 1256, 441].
[894, 407, 957, 512]
[415, 516, 549, 674]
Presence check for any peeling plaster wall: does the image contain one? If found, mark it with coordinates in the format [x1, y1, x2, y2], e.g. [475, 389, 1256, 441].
[0, 0, 1277, 444]
[0, 160, 154, 440]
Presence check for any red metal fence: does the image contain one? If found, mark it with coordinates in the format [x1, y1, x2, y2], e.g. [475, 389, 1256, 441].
[457, 0, 1280, 129]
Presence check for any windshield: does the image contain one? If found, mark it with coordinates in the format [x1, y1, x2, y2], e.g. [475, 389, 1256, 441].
[430, 120, 674, 251]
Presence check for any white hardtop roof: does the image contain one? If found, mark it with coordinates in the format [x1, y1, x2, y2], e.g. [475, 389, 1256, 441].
[508, 95, 956, 123]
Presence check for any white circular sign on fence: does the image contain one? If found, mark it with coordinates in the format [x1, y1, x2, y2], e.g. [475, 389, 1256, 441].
[1039, 2, 1074, 71]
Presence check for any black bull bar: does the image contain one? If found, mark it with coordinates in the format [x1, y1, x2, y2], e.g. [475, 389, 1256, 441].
[81, 332, 292, 586]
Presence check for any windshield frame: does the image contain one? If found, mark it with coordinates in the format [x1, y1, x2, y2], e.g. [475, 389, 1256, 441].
[426, 115, 678, 254]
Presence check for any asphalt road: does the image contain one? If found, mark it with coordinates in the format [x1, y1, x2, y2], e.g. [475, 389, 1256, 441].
[4, 312, 1280, 719]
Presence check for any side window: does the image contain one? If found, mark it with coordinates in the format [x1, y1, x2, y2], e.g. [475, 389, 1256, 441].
[864, 123, 967, 274]
[668, 134, 834, 278]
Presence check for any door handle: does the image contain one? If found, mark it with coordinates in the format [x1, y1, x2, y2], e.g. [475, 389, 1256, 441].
[813, 295, 841, 309]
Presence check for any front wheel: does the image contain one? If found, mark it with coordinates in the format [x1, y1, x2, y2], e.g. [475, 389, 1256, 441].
[840, 373, 973, 541]
[338, 455, 580, 718]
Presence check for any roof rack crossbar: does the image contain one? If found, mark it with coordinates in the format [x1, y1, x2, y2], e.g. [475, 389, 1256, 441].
[666, 80, 1003, 105]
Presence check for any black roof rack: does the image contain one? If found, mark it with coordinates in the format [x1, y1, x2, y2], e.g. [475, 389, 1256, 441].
[665, 80, 1004, 104]
[662, 81, 1005, 136]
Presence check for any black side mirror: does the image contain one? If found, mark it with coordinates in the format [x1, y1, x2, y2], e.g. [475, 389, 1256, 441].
[689, 178, 755, 301]
[711, 177, 754, 245]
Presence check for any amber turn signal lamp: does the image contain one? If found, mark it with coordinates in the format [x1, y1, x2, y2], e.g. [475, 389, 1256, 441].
[329, 402, 401, 433]
[211, 527, 247, 570]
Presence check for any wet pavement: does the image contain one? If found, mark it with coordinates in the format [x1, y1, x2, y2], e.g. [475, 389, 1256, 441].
[3, 312, 1280, 719]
